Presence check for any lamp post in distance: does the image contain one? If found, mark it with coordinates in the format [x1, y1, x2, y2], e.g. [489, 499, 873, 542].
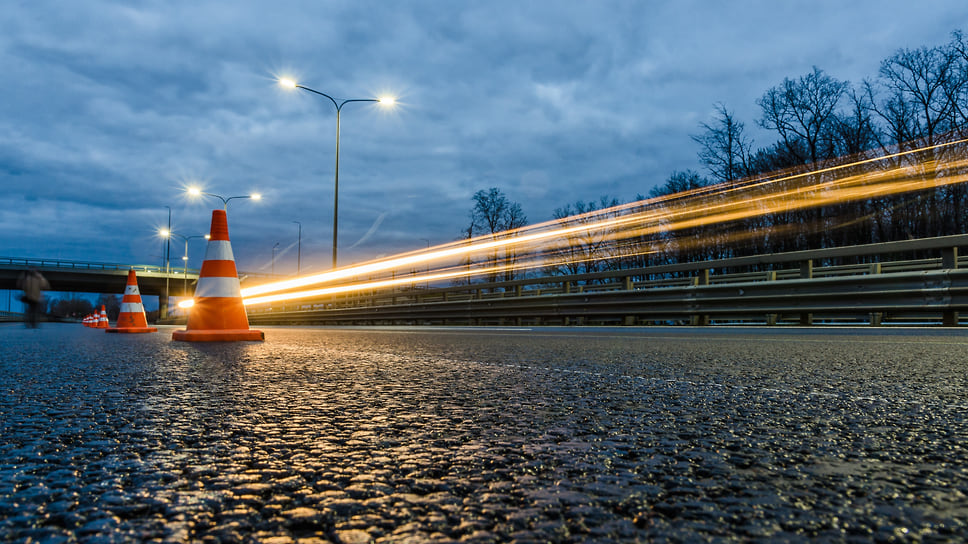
[162, 206, 172, 318]
[278, 77, 395, 269]
[159, 230, 210, 297]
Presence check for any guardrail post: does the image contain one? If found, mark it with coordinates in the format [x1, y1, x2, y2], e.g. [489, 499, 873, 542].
[624, 276, 633, 291]
[943, 247, 959, 269]
[766, 270, 777, 325]
[564, 281, 571, 294]
[868, 263, 884, 326]
[942, 248, 959, 326]
[690, 270, 710, 326]
[800, 260, 813, 326]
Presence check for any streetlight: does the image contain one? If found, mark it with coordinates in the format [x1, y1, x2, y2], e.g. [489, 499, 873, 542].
[279, 78, 394, 268]
[272, 242, 280, 276]
[160, 231, 210, 298]
[188, 187, 262, 209]
[293, 221, 302, 275]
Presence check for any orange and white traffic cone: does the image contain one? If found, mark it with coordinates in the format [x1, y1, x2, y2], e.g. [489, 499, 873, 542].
[97, 305, 110, 328]
[172, 209, 264, 342]
[106, 269, 158, 333]
[83, 314, 92, 327]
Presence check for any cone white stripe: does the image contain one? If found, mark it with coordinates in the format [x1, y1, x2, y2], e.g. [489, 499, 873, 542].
[204, 240, 235, 262]
[194, 276, 242, 298]
[124, 284, 140, 295]
[120, 302, 145, 313]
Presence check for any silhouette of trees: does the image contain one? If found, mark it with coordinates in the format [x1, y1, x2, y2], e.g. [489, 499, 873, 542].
[48, 297, 94, 319]
[459, 30, 968, 282]
[464, 188, 528, 283]
[693, 104, 753, 183]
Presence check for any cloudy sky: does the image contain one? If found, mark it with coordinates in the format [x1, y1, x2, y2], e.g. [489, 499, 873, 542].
[3, 0, 966, 276]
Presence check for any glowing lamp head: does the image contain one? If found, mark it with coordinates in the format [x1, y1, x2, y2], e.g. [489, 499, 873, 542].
[177, 299, 195, 309]
[250, 193, 262, 201]
[159, 229, 171, 238]
[188, 187, 202, 197]
[378, 96, 396, 106]
[279, 78, 297, 89]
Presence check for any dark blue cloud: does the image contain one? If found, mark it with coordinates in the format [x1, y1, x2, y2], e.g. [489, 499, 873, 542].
[1, 0, 965, 275]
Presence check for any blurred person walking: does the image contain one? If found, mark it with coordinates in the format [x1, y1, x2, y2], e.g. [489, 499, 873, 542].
[17, 268, 49, 328]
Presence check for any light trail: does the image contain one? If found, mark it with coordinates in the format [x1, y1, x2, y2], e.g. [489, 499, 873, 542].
[241, 138, 968, 307]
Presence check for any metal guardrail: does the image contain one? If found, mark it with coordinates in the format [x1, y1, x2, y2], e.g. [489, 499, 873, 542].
[0, 256, 167, 273]
[0, 256, 274, 280]
[248, 234, 968, 327]
[0, 310, 24, 322]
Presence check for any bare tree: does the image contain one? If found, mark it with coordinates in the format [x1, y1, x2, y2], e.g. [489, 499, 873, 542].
[868, 41, 965, 149]
[866, 38, 968, 238]
[692, 103, 753, 183]
[548, 196, 622, 281]
[758, 67, 849, 166]
[467, 188, 528, 283]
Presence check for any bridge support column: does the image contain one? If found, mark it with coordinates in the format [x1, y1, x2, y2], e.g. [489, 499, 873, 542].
[159, 286, 169, 320]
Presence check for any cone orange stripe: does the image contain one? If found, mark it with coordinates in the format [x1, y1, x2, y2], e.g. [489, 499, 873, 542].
[199, 260, 238, 278]
[208, 209, 230, 241]
[121, 294, 141, 303]
[188, 297, 251, 329]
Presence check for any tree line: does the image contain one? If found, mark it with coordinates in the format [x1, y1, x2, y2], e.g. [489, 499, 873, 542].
[459, 30, 968, 284]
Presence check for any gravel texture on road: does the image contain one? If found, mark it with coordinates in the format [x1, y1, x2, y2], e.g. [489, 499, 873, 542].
[1, 324, 967, 542]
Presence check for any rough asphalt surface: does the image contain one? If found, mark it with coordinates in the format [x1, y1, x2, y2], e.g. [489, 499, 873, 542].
[1, 323, 967, 542]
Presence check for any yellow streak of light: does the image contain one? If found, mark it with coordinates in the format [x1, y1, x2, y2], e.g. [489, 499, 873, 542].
[241, 138, 968, 306]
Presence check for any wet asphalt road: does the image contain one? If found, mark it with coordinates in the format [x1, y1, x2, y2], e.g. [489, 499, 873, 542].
[2, 323, 967, 543]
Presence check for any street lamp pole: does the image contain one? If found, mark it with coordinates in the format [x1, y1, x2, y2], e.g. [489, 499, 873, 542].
[279, 79, 394, 269]
[293, 221, 302, 275]
[161, 231, 209, 299]
[164, 206, 171, 318]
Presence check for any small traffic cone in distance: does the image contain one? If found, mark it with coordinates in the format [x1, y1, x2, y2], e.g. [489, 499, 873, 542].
[107, 269, 158, 333]
[172, 209, 264, 342]
[97, 305, 110, 329]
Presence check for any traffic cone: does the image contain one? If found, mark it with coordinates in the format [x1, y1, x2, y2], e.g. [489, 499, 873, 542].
[172, 209, 264, 342]
[106, 269, 158, 333]
[83, 314, 92, 327]
[97, 305, 110, 328]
